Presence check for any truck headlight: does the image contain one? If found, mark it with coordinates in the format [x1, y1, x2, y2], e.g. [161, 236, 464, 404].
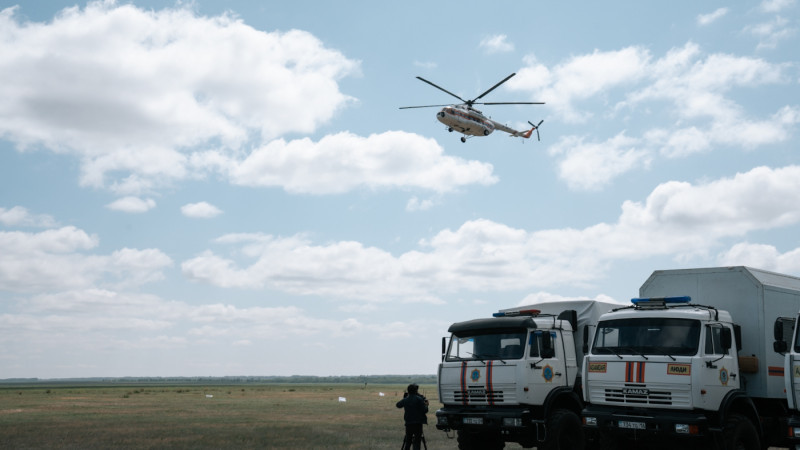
[675, 424, 699, 434]
[503, 418, 523, 427]
[583, 417, 597, 426]
[437, 416, 448, 426]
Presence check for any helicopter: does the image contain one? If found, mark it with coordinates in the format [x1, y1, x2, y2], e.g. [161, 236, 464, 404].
[400, 72, 544, 143]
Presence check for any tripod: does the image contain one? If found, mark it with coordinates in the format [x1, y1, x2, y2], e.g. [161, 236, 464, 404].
[400, 429, 427, 450]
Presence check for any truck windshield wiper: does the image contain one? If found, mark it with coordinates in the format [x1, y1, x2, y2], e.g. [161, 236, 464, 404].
[658, 348, 677, 361]
[597, 347, 623, 359]
[467, 352, 506, 364]
[620, 346, 649, 360]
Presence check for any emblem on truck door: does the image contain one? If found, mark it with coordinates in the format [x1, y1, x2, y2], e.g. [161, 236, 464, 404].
[470, 369, 481, 382]
[719, 367, 729, 386]
[542, 365, 554, 382]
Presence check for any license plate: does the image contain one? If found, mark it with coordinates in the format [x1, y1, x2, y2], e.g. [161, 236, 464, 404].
[618, 420, 646, 430]
[463, 417, 484, 425]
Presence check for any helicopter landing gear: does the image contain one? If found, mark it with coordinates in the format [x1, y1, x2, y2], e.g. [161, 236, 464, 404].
[460, 136, 466, 143]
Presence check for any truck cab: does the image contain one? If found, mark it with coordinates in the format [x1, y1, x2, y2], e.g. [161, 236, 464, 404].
[582, 297, 751, 446]
[775, 314, 800, 449]
[436, 301, 618, 450]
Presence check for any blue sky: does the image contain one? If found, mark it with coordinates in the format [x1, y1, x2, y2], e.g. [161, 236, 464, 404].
[0, 0, 798, 378]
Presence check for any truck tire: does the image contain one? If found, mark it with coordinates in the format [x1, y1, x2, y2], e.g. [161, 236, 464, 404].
[457, 430, 505, 450]
[542, 409, 585, 450]
[723, 414, 759, 450]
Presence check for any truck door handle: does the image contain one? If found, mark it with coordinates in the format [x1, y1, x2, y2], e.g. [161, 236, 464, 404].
[555, 372, 562, 377]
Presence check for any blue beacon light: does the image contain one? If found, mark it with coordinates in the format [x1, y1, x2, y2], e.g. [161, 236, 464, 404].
[630, 296, 691, 305]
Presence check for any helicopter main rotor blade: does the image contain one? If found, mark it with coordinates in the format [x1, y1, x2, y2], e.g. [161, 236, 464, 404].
[399, 104, 452, 109]
[479, 101, 546, 105]
[415, 77, 467, 104]
[473, 73, 517, 102]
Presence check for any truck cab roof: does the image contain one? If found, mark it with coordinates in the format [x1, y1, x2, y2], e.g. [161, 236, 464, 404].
[603, 305, 733, 323]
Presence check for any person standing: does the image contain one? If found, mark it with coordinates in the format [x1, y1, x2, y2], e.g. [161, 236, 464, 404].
[396, 383, 429, 450]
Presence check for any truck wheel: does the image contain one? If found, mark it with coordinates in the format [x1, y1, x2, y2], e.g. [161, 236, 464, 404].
[543, 409, 585, 450]
[457, 430, 505, 450]
[723, 414, 759, 450]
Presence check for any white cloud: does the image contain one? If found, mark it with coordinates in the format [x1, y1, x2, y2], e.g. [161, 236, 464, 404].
[217, 131, 497, 194]
[406, 196, 439, 212]
[106, 196, 156, 213]
[0, 2, 358, 194]
[744, 16, 797, 50]
[0, 206, 57, 228]
[182, 165, 800, 298]
[511, 42, 796, 188]
[548, 133, 652, 191]
[697, 8, 729, 26]
[510, 46, 651, 122]
[760, 0, 796, 13]
[181, 202, 222, 219]
[718, 242, 800, 273]
[479, 34, 514, 54]
[0, 226, 172, 292]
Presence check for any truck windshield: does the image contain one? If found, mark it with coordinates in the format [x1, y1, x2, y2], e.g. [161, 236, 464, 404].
[447, 329, 526, 361]
[592, 318, 700, 357]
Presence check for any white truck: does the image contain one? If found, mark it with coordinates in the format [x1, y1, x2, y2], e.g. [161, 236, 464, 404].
[582, 266, 800, 449]
[773, 309, 800, 449]
[435, 300, 619, 449]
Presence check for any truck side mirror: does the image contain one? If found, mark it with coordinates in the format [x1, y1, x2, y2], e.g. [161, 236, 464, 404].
[441, 337, 447, 362]
[582, 325, 590, 354]
[541, 332, 555, 359]
[774, 340, 788, 353]
[721, 327, 732, 351]
[774, 319, 784, 341]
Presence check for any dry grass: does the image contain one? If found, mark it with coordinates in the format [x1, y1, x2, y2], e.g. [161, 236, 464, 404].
[0, 383, 459, 449]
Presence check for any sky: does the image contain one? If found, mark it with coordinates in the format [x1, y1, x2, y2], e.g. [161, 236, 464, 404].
[0, 0, 798, 379]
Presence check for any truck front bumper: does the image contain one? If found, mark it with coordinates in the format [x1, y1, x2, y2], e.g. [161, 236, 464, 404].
[582, 404, 712, 442]
[435, 406, 532, 432]
[783, 414, 800, 449]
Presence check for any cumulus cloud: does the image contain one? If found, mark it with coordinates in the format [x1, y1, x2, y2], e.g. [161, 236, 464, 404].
[182, 165, 800, 298]
[697, 8, 728, 26]
[718, 242, 800, 273]
[210, 131, 497, 194]
[0, 226, 172, 292]
[106, 196, 156, 213]
[0, 2, 358, 194]
[181, 202, 222, 219]
[479, 34, 515, 54]
[0, 206, 57, 228]
[760, 0, 796, 13]
[509, 42, 797, 189]
[548, 133, 652, 191]
[744, 15, 797, 50]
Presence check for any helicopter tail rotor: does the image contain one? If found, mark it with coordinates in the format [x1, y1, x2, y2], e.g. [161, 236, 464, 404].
[527, 120, 544, 141]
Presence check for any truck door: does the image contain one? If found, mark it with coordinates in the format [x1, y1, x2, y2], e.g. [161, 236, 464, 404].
[528, 330, 566, 402]
[700, 323, 738, 409]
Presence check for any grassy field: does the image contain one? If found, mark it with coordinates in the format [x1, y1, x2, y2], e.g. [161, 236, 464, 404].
[0, 383, 461, 449]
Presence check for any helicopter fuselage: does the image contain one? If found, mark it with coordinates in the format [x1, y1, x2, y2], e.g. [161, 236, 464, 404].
[437, 105, 495, 136]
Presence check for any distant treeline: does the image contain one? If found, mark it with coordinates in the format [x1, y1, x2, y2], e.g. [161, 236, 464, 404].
[0, 375, 437, 386]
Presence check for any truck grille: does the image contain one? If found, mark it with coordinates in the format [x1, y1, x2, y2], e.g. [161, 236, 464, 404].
[604, 387, 672, 405]
[589, 382, 691, 409]
[454, 390, 505, 403]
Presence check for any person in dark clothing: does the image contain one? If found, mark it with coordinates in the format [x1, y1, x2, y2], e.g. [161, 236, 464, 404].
[396, 383, 429, 450]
